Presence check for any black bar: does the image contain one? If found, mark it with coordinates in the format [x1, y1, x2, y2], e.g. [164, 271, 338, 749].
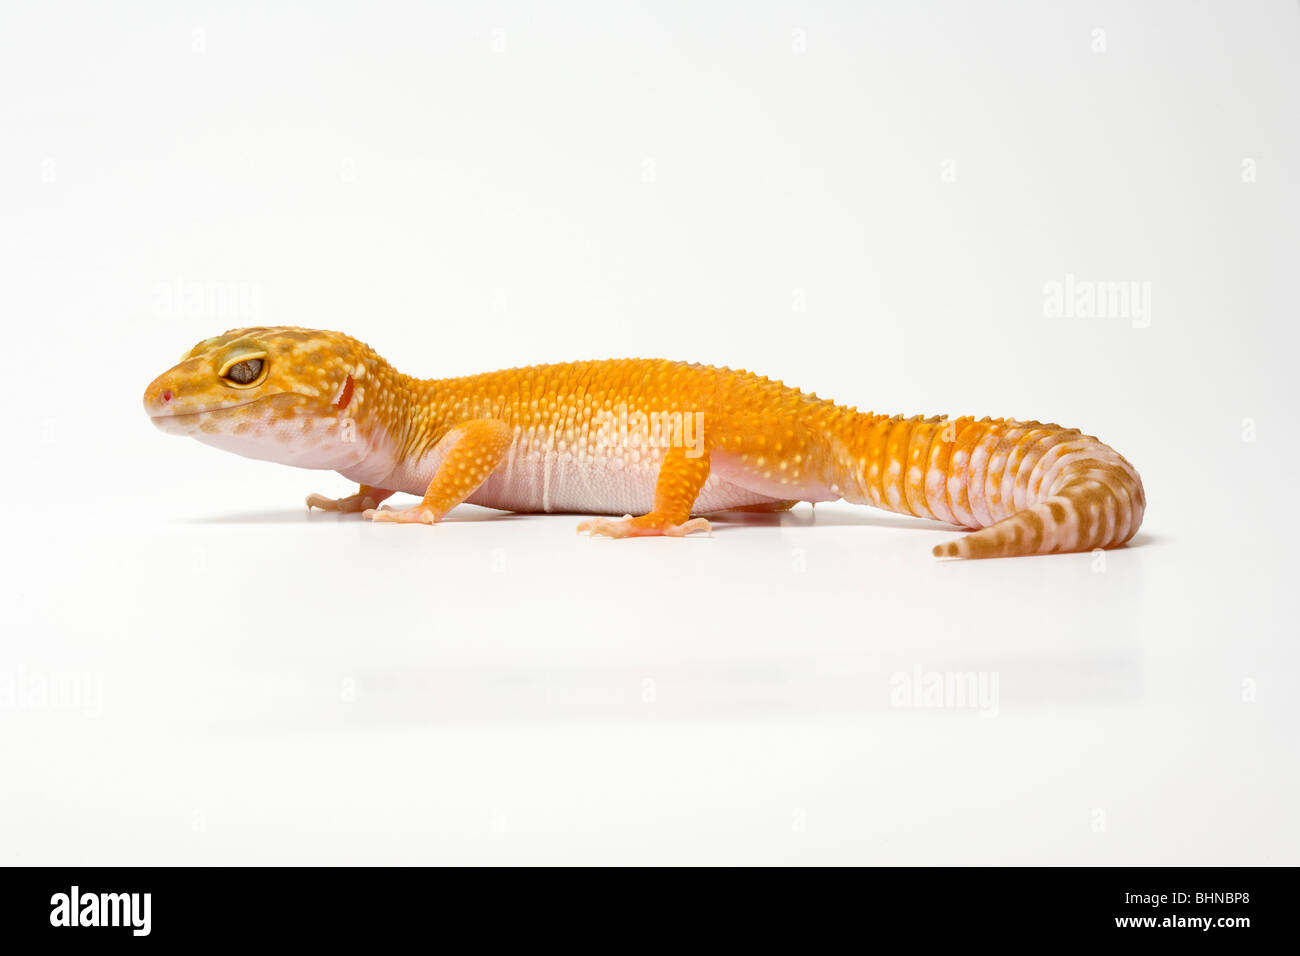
[0, 866, 1285, 943]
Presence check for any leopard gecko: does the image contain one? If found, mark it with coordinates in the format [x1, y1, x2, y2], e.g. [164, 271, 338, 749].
[142, 327, 1145, 559]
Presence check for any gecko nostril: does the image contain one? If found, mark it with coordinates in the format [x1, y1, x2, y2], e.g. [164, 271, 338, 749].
[161, 389, 173, 403]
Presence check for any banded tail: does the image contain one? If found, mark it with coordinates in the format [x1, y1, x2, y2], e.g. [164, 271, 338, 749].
[841, 414, 1145, 560]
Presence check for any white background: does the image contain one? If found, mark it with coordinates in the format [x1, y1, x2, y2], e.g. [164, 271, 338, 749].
[2, 1, 1296, 864]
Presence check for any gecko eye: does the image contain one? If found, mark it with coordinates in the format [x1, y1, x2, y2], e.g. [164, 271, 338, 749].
[221, 358, 266, 387]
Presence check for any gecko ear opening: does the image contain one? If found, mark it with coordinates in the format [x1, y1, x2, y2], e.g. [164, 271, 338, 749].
[332, 373, 355, 410]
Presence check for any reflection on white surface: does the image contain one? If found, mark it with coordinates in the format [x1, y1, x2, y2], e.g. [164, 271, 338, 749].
[2, 499, 1292, 864]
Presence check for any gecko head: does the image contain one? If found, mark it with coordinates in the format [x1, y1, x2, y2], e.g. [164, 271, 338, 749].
[143, 326, 378, 468]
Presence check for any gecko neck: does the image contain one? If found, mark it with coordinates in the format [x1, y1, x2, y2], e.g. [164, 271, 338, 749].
[335, 357, 447, 487]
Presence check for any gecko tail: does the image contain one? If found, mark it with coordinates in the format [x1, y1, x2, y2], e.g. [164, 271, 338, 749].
[933, 457, 1145, 560]
[837, 411, 1144, 560]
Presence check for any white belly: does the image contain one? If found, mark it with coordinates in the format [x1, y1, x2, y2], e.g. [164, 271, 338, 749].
[366, 432, 791, 516]
[465, 446, 779, 515]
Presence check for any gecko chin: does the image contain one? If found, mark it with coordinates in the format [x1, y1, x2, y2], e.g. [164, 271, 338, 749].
[150, 397, 367, 471]
[193, 428, 361, 470]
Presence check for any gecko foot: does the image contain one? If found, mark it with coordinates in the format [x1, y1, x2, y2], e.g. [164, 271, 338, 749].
[363, 504, 440, 525]
[307, 492, 379, 513]
[577, 515, 712, 538]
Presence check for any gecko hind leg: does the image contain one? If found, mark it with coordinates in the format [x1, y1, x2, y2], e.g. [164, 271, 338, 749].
[577, 514, 712, 538]
[707, 413, 841, 506]
[578, 445, 713, 538]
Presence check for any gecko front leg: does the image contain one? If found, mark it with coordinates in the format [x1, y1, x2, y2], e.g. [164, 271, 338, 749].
[578, 445, 713, 538]
[364, 418, 513, 525]
[306, 485, 394, 513]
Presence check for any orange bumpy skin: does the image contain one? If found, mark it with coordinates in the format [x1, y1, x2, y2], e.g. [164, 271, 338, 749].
[143, 327, 1145, 559]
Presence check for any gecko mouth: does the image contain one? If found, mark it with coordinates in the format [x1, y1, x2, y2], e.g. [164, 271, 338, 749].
[145, 395, 293, 437]
[148, 396, 267, 422]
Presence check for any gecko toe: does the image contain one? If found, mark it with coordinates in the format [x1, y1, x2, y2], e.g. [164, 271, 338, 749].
[364, 505, 438, 525]
[578, 515, 710, 538]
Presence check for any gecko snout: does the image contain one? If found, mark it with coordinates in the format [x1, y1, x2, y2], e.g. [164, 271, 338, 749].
[142, 377, 171, 416]
[142, 373, 190, 420]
